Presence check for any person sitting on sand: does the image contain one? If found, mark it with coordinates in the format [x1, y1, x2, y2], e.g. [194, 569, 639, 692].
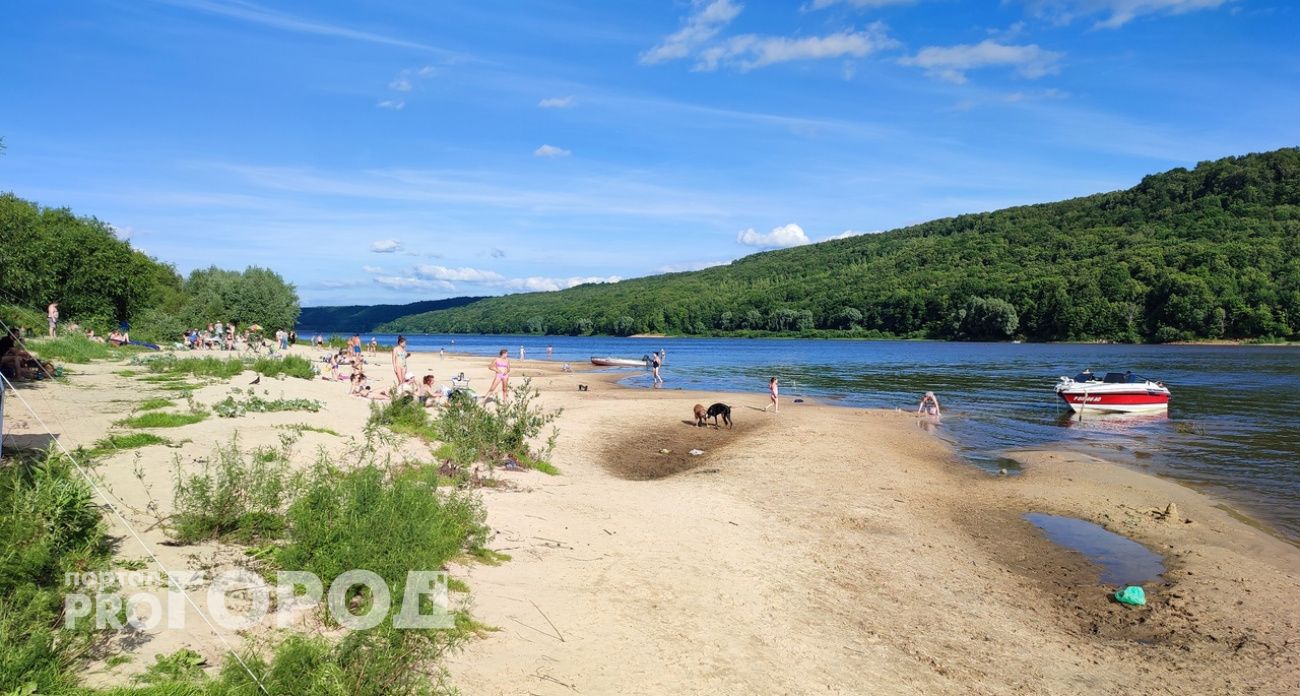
[415, 374, 441, 407]
[918, 392, 941, 417]
[763, 376, 779, 413]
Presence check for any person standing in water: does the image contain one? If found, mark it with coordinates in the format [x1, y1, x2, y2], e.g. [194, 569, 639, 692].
[917, 391, 941, 416]
[486, 349, 511, 403]
[650, 350, 663, 387]
[763, 376, 779, 413]
[546, 345, 553, 359]
[519, 345, 526, 360]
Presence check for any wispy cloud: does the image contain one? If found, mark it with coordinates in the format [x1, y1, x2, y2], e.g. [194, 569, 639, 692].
[155, 0, 457, 55]
[534, 144, 571, 157]
[737, 223, 810, 248]
[901, 40, 1063, 83]
[499, 275, 622, 292]
[657, 259, 731, 273]
[1021, 0, 1229, 29]
[823, 229, 879, 240]
[697, 25, 898, 71]
[538, 96, 575, 108]
[388, 65, 435, 92]
[362, 265, 385, 273]
[376, 99, 405, 110]
[373, 275, 455, 291]
[369, 239, 402, 253]
[807, 0, 918, 9]
[490, 247, 507, 258]
[640, 0, 744, 65]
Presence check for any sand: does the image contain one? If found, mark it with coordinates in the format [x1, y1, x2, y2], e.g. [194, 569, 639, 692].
[3, 345, 1297, 694]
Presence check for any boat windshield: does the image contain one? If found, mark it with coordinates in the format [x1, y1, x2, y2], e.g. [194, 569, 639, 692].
[1102, 372, 1141, 383]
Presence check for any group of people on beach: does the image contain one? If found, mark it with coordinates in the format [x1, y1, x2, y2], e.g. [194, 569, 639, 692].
[180, 322, 295, 353]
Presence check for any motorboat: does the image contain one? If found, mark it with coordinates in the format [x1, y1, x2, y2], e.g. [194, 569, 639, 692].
[1054, 370, 1170, 414]
[590, 356, 648, 368]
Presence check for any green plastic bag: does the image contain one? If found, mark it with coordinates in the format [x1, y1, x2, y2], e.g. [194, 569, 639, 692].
[1114, 585, 1146, 606]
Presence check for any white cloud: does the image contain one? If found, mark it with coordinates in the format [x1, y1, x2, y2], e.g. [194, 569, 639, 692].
[640, 0, 744, 65]
[389, 77, 412, 92]
[362, 265, 385, 274]
[500, 276, 622, 292]
[534, 144, 571, 157]
[1021, 0, 1227, 28]
[376, 99, 405, 110]
[823, 229, 879, 240]
[387, 65, 435, 93]
[108, 224, 134, 240]
[737, 223, 811, 248]
[369, 239, 402, 253]
[808, 0, 918, 9]
[415, 264, 504, 282]
[538, 96, 575, 108]
[657, 259, 731, 273]
[697, 25, 897, 71]
[900, 40, 1063, 84]
[373, 275, 455, 291]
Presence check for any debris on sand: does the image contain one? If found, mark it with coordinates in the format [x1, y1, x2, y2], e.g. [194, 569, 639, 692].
[689, 449, 704, 456]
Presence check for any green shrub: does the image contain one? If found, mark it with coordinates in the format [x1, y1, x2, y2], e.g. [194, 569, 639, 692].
[252, 354, 316, 380]
[367, 395, 433, 438]
[136, 398, 175, 411]
[170, 437, 292, 543]
[27, 334, 125, 364]
[435, 379, 561, 468]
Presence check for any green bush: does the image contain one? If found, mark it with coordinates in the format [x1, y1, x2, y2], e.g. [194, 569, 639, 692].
[367, 395, 433, 439]
[116, 412, 207, 429]
[88, 432, 168, 457]
[27, 334, 139, 364]
[435, 379, 561, 467]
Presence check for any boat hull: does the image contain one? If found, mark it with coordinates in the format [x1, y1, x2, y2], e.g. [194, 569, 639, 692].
[590, 357, 646, 368]
[1056, 389, 1169, 414]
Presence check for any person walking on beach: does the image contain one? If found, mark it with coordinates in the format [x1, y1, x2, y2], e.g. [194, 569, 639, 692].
[368, 337, 378, 354]
[47, 302, 58, 338]
[486, 349, 511, 403]
[918, 391, 941, 417]
[651, 350, 664, 387]
[392, 336, 411, 394]
[763, 376, 779, 413]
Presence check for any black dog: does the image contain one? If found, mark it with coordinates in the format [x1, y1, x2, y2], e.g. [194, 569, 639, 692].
[706, 402, 732, 428]
[578, 384, 589, 392]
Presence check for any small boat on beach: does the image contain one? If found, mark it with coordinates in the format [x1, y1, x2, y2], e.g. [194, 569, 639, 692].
[590, 356, 648, 368]
[1054, 370, 1170, 414]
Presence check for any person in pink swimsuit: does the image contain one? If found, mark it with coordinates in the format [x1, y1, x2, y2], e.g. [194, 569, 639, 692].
[485, 349, 511, 403]
[763, 376, 779, 413]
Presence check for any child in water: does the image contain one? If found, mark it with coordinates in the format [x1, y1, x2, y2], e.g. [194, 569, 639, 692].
[917, 391, 941, 417]
[763, 376, 779, 413]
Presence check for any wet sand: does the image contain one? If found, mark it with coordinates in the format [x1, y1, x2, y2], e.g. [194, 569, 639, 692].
[4, 346, 1297, 694]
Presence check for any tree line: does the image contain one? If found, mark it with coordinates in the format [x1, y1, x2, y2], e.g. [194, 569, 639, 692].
[0, 193, 300, 341]
[383, 148, 1300, 342]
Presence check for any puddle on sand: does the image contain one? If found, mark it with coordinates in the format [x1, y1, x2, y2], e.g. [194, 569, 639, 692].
[1024, 513, 1165, 585]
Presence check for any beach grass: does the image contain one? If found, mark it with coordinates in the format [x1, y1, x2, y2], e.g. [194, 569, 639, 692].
[27, 334, 140, 364]
[138, 354, 245, 379]
[277, 423, 341, 437]
[252, 354, 316, 379]
[212, 394, 322, 418]
[117, 411, 207, 429]
[136, 397, 175, 411]
[88, 432, 168, 457]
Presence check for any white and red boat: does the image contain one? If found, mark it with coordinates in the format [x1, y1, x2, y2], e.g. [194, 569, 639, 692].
[1054, 370, 1170, 414]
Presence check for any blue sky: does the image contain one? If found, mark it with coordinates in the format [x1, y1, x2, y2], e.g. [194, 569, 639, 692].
[2, 0, 1297, 306]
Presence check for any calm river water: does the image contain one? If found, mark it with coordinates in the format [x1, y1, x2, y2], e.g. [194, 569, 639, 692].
[331, 333, 1300, 543]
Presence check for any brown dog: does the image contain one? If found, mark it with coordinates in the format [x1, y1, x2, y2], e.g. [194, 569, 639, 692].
[693, 403, 708, 427]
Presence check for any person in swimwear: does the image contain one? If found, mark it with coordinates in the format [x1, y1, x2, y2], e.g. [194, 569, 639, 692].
[763, 376, 779, 413]
[392, 335, 411, 393]
[485, 348, 510, 403]
[918, 391, 941, 417]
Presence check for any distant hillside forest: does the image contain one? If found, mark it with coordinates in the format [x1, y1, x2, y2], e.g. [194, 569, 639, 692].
[384, 148, 1300, 343]
[298, 297, 483, 333]
[0, 193, 300, 342]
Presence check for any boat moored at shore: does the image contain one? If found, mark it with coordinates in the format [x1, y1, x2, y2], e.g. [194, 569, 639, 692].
[1055, 370, 1171, 414]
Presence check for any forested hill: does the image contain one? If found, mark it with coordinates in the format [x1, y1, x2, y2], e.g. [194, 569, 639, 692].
[298, 297, 483, 332]
[383, 148, 1300, 343]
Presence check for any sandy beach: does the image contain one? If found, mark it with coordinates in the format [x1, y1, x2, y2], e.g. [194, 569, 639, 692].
[4, 346, 1298, 695]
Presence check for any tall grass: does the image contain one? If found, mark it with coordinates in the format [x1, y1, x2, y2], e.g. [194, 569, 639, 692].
[369, 378, 562, 471]
[0, 450, 112, 695]
[252, 354, 316, 379]
[88, 432, 168, 458]
[137, 354, 245, 379]
[116, 411, 207, 429]
[171, 437, 291, 543]
[27, 334, 141, 364]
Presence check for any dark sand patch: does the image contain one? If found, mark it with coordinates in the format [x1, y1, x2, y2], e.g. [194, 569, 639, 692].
[602, 418, 762, 480]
